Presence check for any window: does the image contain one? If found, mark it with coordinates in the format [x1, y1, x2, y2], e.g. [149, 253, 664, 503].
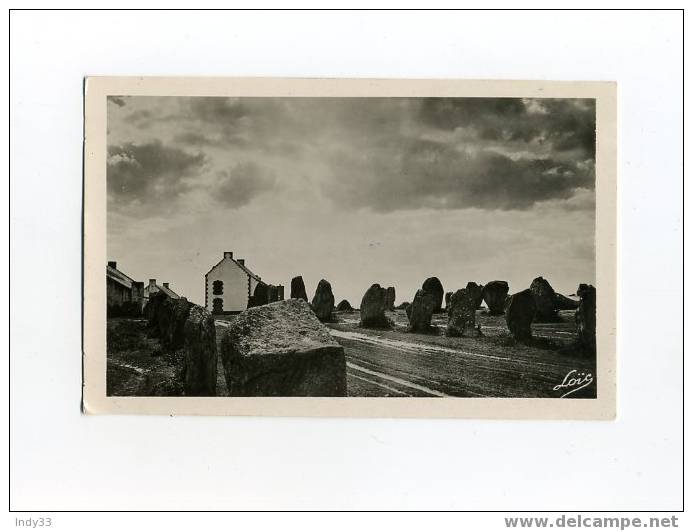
[212, 280, 223, 295]
[212, 298, 224, 314]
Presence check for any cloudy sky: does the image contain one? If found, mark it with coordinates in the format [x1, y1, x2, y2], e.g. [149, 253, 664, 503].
[107, 96, 596, 307]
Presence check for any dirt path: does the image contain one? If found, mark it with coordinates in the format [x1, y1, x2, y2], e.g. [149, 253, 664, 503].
[328, 309, 595, 398]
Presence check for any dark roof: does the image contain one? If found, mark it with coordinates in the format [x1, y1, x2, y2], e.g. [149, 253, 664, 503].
[106, 264, 135, 289]
[158, 284, 180, 299]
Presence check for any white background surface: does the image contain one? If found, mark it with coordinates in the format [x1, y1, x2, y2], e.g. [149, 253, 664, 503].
[8, 8, 684, 516]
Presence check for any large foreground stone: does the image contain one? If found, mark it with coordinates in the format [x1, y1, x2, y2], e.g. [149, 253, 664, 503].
[311, 279, 335, 322]
[446, 289, 480, 337]
[576, 284, 596, 355]
[530, 276, 558, 321]
[422, 277, 445, 312]
[290, 276, 308, 301]
[482, 281, 509, 315]
[359, 284, 390, 328]
[182, 305, 217, 396]
[505, 289, 536, 340]
[220, 299, 346, 396]
[407, 289, 437, 333]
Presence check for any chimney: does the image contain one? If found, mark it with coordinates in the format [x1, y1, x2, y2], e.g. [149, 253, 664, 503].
[149, 279, 156, 287]
[223, 251, 233, 259]
[163, 283, 169, 289]
[238, 259, 245, 266]
[108, 261, 117, 269]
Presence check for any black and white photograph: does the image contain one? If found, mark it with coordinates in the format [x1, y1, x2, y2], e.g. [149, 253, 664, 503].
[93, 80, 614, 409]
[11, 7, 684, 519]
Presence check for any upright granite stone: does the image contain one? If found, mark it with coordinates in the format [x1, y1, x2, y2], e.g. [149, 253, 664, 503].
[336, 299, 353, 312]
[249, 283, 269, 308]
[576, 284, 596, 355]
[359, 284, 391, 328]
[219, 299, 346, 396]
[267, 284, 279, 303]
[482, 280, 509, 315]
[311, 279, 335, 322]
[160, 297, 191, 351]
[290, 276, 308, 301]
[446, 289, 481, 337]
[384, 286, 396, 311]
[408, 289, 437, 333]
[182, 304, 217, 396]
[145, 291, 168, 336]
[466, 282, 484, 309]
[444, 291, 453, 312]
[530, 276, 558, 321]
[505, 289, 536, 340]
[422, 277, 445, 313]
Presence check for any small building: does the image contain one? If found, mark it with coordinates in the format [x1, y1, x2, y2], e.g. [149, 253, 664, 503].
[106, 261, 144, 316]
[205, 251, 283, 314]
[143, 278, 180, 309]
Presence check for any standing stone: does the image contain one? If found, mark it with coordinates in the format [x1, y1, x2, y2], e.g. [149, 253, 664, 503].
[444, 291, 452, 312]
[219, 299, 346, 396]
[407, 289, 437, 333]
[311, 279, 335, 322]
[182, 304, 217, 396]
[290, 276, 308, 301]
[530, 276, 558, 321]
[360, 284, 390, 328]
[422, 277, 445, 312]
[267, 284, 279, 303]
[576, 284, 596, 355]
[384, 286, 396, 311]
[446, 289, 481, 337]
[466, 282, 484, 309]
[482, 280, 509, 315]
[249, 283, 269, 308]
[145, 291, 168, 336]
[161, 297, 191, 351]
[336, 299, 353, 312]
[505, 289, 536, 340]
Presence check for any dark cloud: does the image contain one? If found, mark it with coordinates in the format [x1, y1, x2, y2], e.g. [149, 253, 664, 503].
[418, 97, 596, 158]
[108, 96, 596, 215]
[322, 137, 594, 212]
[173, 131, 218, 147]
[108, 96, 126, 107]
[107, 141, 206, 207]
[212, 162, 276, 208]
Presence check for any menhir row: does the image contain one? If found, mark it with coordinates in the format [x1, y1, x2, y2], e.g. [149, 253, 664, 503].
[145, 292, 218, 396]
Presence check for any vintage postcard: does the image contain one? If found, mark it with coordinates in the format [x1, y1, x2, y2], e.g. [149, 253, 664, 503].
[83, 77, 617, 418]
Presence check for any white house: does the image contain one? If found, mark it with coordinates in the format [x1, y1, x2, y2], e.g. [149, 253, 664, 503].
[205, 251, 283, 314]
